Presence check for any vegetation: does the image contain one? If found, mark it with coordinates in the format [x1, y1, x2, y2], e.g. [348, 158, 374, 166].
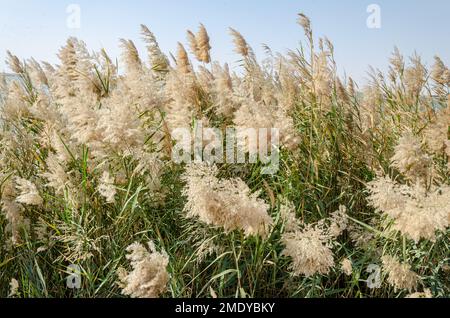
[0, 14, 449, 298]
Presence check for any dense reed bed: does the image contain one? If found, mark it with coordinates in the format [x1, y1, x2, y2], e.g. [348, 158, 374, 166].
[0, 14, 449, 298]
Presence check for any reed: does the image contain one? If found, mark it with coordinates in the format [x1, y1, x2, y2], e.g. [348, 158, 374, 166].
[0, 14, 448, 298]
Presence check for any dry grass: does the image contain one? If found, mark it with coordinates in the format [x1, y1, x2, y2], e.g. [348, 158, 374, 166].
[0, 14, 449, 298]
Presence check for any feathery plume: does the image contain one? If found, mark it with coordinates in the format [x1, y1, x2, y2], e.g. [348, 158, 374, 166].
[335, 78, 350, 103]
[119, 241, 169, 298]
[229, 28, 250, 57]
[6, 51, 24, 74]
[279, 199, 301, 233]
[381, 255, 419, 292]
[233, 100, 300, 150]
[196, 24, 211, 63]
[347, 77, 356, 97]
[28, 58, 49, 86]
[182, 163, 272, 237]
[15, 177, 43, 206]
[282, 224, 334, 277]
[391, 133, 432, 182]
[1, 178, 25, 245]
[389, 47, 404, 80]
[57, 37, 79, 83]
[406, 289, 432, 298]
[41, 154, 70, 194]
[297, 13, 311, 33]
[176, 42, 191, 74]
[212, 62, 235, 116]
[120, 39, 143, 76]
[8, 278, 19, 297]
[187, 25, 212, 64]
[424, 106, 450, 155]
[341, 258, 353, 276]
[98, 171, 116, 203]
[186, 30, 199, 60]
[297, 13, 312, 43]
[140, 24, 169, 73]
[328, 205, 349, 238]
[404, 54, 426, 98]
[431, 56, 448, 89]
[367, 176, 450, 242]
[282, 205, 350, 277]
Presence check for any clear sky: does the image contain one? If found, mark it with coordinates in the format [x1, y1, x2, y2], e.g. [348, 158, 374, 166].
[1, 0, 449, 83]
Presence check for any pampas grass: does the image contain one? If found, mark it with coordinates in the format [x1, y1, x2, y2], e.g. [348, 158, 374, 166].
[0, 13, 449, 299]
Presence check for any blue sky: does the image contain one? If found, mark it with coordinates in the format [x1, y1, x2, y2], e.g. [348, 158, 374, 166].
[1, 0, 449, 83]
